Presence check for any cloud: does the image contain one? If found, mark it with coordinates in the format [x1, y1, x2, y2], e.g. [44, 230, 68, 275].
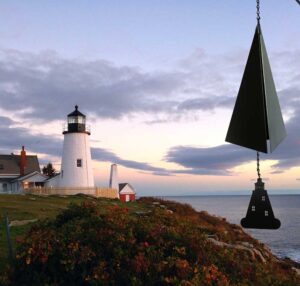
[0, 49, 184, 121]
[0, 116, 171, 175]
[166, 144, 254, 175]
[0, 115, 234, 177]
[165, 92, 300, 174]
[1, 47, 300, 177]
[162, 46, 300, 175]
[91, 147, 169, 173]
[0, 116, 14, 126]
[1, 48, 299, 125]
[267, 91, 300, 171]
[2, 84, 300, 177]
[0, 116, 62, 157]
[151, 171, 174, 177]
[173, 168, 229, 176]
[177, 95, 234, 111]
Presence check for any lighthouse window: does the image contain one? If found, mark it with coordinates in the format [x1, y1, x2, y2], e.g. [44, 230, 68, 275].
[68, 116, 85, 124]
[261, 196, 265, 201]
[68, 117, 76, 124]
[265, 211, 269, 216]
[77, 159, 82, 167]
[77, 117, 85, 124]
[251, 206, 255, 211]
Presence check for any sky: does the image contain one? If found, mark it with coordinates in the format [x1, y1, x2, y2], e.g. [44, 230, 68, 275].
[0, 0, 300, 195]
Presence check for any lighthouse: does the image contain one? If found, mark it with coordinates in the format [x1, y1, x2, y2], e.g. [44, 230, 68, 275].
[59, 105, 94, 189]
[109, 164, 119, 190]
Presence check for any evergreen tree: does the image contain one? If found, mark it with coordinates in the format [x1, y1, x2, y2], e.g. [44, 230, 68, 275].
[42, 163, 56, 177]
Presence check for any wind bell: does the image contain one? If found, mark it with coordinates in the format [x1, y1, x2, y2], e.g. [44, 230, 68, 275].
[225, 0, 286, 229]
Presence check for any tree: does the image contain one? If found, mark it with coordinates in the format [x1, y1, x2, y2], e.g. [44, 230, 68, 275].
[42, 163, 56, 178]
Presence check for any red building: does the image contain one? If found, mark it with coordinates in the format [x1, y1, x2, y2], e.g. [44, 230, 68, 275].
[119, 183, 136, 202]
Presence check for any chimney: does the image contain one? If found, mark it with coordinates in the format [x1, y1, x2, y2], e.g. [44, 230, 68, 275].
[20, 146, 26, 176]
[109, 164, 119, 191]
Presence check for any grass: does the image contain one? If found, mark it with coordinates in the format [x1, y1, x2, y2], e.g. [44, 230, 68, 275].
[0, 194, 88, 221]
[0, 194, 86, 271]
[0, 194, 147, 272]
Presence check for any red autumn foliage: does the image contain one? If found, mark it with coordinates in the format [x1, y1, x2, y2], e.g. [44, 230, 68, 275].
[1, 199, 299, 286]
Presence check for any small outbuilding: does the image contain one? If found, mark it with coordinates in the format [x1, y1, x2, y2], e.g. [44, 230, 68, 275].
[119, 183, 136, 202]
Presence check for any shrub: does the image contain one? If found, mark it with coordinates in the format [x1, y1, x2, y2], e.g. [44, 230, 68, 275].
[4, 200, 300, 286]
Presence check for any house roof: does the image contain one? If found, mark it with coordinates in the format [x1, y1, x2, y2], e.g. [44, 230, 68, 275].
[119, 183, 128, 191]
[119, 183, 135, 194]
[0, 154, 40, 176]
[12, 171, 48, 182]
[0, 178, 15, 183]
[44, 173, 60, 182]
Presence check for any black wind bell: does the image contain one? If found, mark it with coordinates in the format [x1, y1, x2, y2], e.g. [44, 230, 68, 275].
[225, 0, 286, 229]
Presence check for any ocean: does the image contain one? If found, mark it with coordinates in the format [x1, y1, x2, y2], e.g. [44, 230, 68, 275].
[164, 195, 300, 263]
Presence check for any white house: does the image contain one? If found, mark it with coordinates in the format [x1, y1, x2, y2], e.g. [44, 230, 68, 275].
[44, 174, 60, 188]
[10, 171, 48, 193]
[0, 146, 44, 193]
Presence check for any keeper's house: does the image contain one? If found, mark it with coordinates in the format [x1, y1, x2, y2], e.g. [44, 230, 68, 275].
[0, 146, 46, 193]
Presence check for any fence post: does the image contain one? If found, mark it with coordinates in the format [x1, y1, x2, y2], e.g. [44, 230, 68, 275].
[4, 212, 13, 261]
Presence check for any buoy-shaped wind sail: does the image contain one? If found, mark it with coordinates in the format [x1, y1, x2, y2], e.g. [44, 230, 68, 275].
[226, 24, 286, 153]
[241, 178, 281, 229]
[225, 2, 286, 229]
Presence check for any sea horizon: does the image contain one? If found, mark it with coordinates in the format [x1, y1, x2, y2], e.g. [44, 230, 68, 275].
[138, 191, 300, 197]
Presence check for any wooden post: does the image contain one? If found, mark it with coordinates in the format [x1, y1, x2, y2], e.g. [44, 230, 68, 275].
[4, 212, 13, 261]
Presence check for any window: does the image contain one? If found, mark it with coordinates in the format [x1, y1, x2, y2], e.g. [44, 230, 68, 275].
[68, 116, 85, 124]
[68, 117, 76, 124]
[261, 196, 265, 201]
[77, 117, 85, 124]
[23, 181, 29, 190]
[0, 164, 3, 169]
[251, 206, 256, 212]
[77, 159, 82, 167]
[265, 210, 269, 216]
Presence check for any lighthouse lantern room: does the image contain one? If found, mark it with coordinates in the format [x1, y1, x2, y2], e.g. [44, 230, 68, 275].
[59, 105, 94, 189]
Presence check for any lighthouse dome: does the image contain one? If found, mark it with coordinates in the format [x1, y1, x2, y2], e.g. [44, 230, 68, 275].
[63, 105, 90, 135]
[68, 105, 86, 118]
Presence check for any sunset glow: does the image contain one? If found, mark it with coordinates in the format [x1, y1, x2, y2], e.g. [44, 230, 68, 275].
[0, 1, 299, 195]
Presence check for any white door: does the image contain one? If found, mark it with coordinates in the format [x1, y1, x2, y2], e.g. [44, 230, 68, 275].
[125, 194, 130, 202]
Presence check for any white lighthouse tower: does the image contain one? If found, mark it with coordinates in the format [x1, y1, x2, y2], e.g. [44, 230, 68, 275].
[109, 164, 119, 188]
[59, 105, 94, 189]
